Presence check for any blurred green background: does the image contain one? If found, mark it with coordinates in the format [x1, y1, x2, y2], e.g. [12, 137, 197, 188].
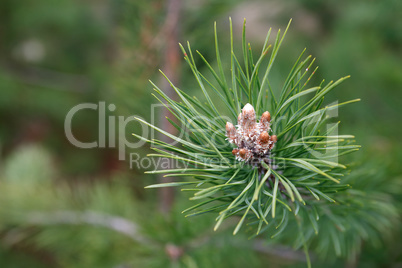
[0, 0, 401, 267]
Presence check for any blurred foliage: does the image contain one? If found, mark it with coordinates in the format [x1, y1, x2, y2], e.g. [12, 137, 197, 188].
[0, 145, 263, 268]
[0, 0, 401, 267]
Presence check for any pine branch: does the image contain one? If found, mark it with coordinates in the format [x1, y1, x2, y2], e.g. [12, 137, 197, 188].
[140, 18, 359, 238]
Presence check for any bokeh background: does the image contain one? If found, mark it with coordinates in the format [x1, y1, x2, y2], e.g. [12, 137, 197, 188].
[0, 0, 401, 267]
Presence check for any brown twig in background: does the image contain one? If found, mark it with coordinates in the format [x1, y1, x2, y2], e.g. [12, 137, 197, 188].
[158, 0, 181, 214]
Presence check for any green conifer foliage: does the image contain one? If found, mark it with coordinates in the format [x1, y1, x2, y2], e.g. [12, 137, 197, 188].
[135, 19, 383, 266]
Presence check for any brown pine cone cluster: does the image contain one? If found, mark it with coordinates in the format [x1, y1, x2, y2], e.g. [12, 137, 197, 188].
[226, 103, 277, 163]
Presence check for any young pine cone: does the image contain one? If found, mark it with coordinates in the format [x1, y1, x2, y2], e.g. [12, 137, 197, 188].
[226, 103, 277, 162]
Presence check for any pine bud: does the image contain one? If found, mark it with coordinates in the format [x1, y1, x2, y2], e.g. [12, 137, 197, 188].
[226, 122, 236, 141]
[259, 131, 270, 143]
[271, 135, 277, 143]
[241, 103, 256, 134]
[260, 111, 271, 127]
[239, 148, 247, 158]
[228, 103, 276, 162]
[242, 103, 256, 122]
